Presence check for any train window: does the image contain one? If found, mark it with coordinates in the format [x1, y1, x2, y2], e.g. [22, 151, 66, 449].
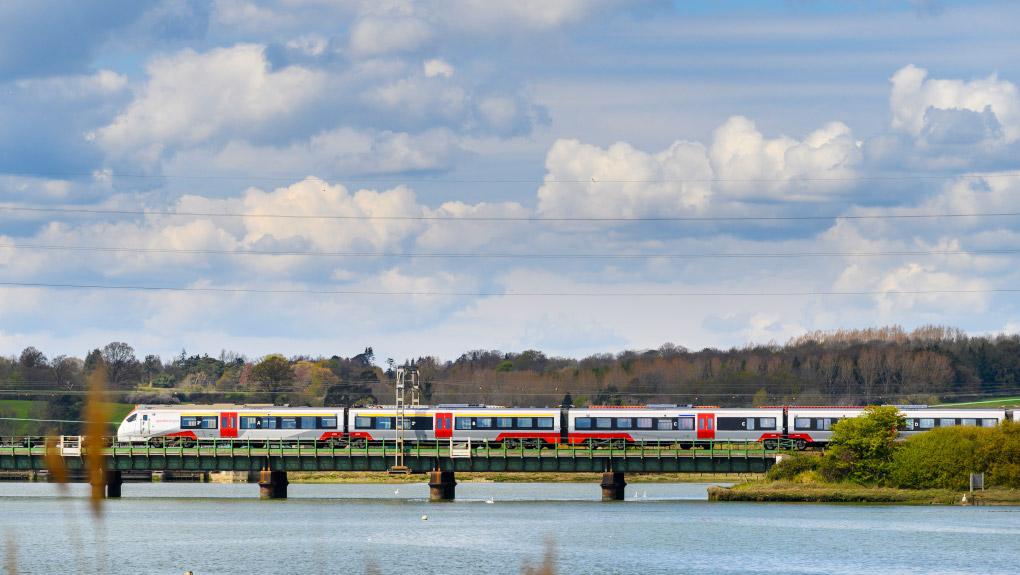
[240, 416, 260, 429]
[575, 417, 592, 429]
[716, 418, 744, 431]
[517, 418, 534, 428]
[300, 417, 316, 429]
[637, 418, 653, 429]
[758, 418, 777, 430]
[477, 417, 493, 429]
[657, 418, 673, 430]
[126, 413, 137, 423]
[982, 419, 999, 427]
[181, 415, 218, 429]
[678, 417, 694, 430]
[819, 418, 833, 431]
[746, 418, 755, 431]
[537, 417, 554, 429]
[319, 417, 338, 429]
[919, 418, 935, 429]
[375, 418, 393, 430]
[962, 418, 977, 426]
[596, 418, 612, 429]
[355, 417, 372, 429]
[456, 417, 472, 430]
[616, 418, 632, 429]
[794, 418, 811, 430]
[939, 418, 956, 427]
[262, 417, 278, 429]
[280, 417, 298, 429]
[496, 417, 513, 429]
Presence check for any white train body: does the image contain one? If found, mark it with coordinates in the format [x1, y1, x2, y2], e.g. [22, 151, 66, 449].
[116, 403, 1014, 449]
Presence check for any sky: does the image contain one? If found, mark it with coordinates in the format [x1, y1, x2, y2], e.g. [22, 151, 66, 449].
[2, 0, 1020, 363]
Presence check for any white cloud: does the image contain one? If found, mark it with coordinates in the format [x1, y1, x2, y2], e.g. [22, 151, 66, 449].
[423, 58, 454, 78]
[890, 64, 1020, 143]
[537, 115, 861, 218]
[97, 44, 326, 166]
[537, 138, 712, 218]
[239, 178, 425, 252]
[348, 16, 433, 56]
[709, 116, 861, 200]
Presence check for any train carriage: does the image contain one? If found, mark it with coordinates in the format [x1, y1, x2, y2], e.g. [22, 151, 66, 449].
[117, 405, 346, 446]
[347, 406, 563, 447]
[784, 407, 865, 448]
[566, 407, 785, 447]
[897, 408, 1006, 437]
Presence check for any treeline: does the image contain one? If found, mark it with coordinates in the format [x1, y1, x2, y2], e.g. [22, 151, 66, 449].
[2, 325, 1020, 433]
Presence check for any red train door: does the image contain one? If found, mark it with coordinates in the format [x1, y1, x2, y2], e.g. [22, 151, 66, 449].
[435, 412, 453, 439]
[220, 412, 238, 438]
[697, 413, 715, 440]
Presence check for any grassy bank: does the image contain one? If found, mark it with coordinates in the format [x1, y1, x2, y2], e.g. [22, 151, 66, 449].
[288, 471, 760, 484]
[708, 481, 1020, 505]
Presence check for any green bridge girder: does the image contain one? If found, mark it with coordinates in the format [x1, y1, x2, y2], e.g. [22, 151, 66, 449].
[0, 439, 782, 475]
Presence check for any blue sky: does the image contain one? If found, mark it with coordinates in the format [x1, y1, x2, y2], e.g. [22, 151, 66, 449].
[2, 0, 1020, 362]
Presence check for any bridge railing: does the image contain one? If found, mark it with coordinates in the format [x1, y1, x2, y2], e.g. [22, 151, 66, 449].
[1, 436, 797, 459]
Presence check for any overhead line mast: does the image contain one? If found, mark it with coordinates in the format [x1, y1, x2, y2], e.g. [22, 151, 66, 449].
[389, 366, 420, 474]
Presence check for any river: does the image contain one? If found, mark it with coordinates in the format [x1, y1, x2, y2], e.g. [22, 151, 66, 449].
[1, 482, 1017, 574]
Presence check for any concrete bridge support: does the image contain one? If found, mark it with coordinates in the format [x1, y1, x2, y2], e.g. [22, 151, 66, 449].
[600, 471, 626, 501]
[258, 470, 289, 499]
[428, 469, 457, 502]
[91, 470, 123, 499]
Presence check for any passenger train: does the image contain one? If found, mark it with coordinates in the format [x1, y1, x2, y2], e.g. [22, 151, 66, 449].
[115, 404, 1013, 450]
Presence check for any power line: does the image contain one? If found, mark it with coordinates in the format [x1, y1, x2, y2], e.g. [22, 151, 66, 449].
[6, 171, 1020, 184]
[0, 280, 1016, 298]
[4, 204, 1020, 222]
[3, 242, 1019, 260]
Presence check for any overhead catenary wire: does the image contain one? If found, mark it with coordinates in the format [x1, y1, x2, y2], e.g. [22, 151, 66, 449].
[4, 204, 1020, 222]
[2, 242, 1019, 260]
[7, 170, 1020, 184]
[0, 280, 1017, 298]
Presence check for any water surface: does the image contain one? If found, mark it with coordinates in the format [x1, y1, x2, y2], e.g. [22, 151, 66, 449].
[1, 482, 1017, 574]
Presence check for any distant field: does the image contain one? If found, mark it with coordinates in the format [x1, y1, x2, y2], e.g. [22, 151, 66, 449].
[0, 399, 135, 435]
[935, 397, 1020, 408]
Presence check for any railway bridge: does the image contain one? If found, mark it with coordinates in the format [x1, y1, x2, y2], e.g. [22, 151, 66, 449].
[0, 437, 784, 501]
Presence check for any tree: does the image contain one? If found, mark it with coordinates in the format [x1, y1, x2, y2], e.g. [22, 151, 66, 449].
[102, 342, 140, 388]
[820, 405, 904, 484]
[84, 348, 103, 374]
[51, 356, 83, 391]
[142, 355, 163, 385]
[751, 387, 769, 407]
[251, 354, 294, 392]
[19, 346, 47, 369]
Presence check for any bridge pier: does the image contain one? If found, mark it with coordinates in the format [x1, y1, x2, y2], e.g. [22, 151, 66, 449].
[90, 470, 122, 499]
[258, 470, 288, 499]
[600, 471, 626, 501]
[428, 469, 456, 502]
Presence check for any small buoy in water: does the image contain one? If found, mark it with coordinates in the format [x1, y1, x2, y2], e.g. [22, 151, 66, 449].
[394, 489, 400, 495]
[421, 514, 429, 521]
[485, 497, 494, 504]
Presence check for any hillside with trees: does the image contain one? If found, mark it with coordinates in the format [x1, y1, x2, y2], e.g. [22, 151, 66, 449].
[2, 325, 1020, 434]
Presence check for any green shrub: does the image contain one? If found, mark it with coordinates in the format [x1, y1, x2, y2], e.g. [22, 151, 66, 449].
[889, 426, 991, 490]
[820, 405, 904, 484]
[983, 421, 1020, 488]
[766, 453, 820, 481]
